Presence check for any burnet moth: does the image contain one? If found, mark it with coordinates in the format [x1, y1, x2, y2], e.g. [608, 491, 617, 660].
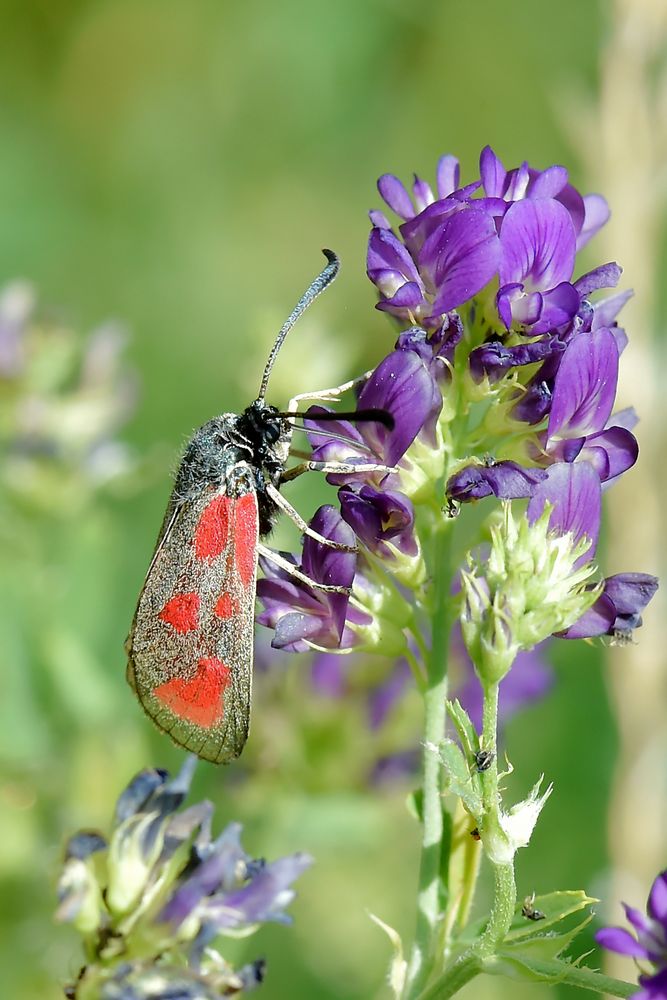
[126, 251, 390, 764]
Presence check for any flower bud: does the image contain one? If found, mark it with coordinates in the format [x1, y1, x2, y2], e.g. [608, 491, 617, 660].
[484, 776, 553, 864]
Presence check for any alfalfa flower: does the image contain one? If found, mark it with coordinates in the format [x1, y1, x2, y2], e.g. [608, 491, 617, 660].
[56, 756, 311, 998]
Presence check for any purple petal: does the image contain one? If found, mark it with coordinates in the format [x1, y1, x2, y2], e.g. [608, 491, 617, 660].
[367, 227, 421, 284]
[577, 193, 610, 249]
[419, 207, 500, 315]
[159, 824, 247, 928]
[556, 593, 616, 639]
[511, 378, 553, 425]
[301, 506, 356, 590]
[499, 199, 577, 289]
[592, 288, 633, 329]
[369, 209, 392, 230]
[609, 406, 639, 432]
[547, 328, 619, 440]
[357, 350, 440, 466]
[469, 336, 564, 382]
[305, 407, 366, 458]
[375, 280, 426, 312]
[447, 460, 547, 502]
[637, 967, 667, 1000]
[604, 574, 659, 619]
[623, 903, 655, 937]
[504, 162, 530, 200]
[479, 145, 506, 197]
[339, 484, 417, 557]
[595, 926, 650, 959]
[399, 197, 460, 255]
[581, 426, 638, 482]
[528, 164, 569, 200]
[554, 182, 586, 236]
[257, 507, 357, 652]
[436, 155, 460, 198]
[522, 282, 580, 334]
[114, 768, 168, 825]
[210, 853, 313, 929]
[412, 174, 435, 212]
[378, 174, 415, 220]
[575, 262, 622, 298]
[527, 462, 601, 557]
[272, 611, 332, 652]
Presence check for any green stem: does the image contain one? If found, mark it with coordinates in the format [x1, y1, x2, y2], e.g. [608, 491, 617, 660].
[416, 954, 482, 1000]
[403, 526, 452, 999]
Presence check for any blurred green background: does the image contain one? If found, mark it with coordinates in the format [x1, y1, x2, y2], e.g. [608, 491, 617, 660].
[0, 1, 664, 998]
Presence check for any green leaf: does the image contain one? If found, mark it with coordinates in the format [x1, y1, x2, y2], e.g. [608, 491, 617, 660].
[483, 953, 637, 997]
[435, 739, 482, 819]
[501, 912, 593, 961]
[447, 699, 480, 758]
[506, 890, 598, 941]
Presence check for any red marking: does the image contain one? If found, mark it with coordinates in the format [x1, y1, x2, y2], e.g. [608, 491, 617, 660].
[158, 592, 200, 633]
[234, 493, 258, 586]
[214, 592, 237, 619]
[195, 495, 231, 561]
[154, 658, 231, 728]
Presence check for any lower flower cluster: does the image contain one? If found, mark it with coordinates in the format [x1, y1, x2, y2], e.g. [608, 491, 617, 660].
[56, 757, 311, 999]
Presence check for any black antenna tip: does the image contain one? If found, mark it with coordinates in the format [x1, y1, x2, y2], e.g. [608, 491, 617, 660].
[321, 248, 340, 270]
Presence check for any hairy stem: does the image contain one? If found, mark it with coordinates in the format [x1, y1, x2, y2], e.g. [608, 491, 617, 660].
[403, 526, 452, 999]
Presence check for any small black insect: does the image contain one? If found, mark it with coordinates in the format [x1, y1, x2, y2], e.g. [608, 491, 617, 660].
[473, 749, 495, 773]
[470, 827, 481, 841]
[442, 496, 460, 519]
[521, 894, 545, 921]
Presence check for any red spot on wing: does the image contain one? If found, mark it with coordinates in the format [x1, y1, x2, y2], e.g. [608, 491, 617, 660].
[214, 592, 237, 619]
[159, 592, 200, 633]
[154, 658, 231, 728]
[234, 492, 258, 586]
[195, 495, 231, 561]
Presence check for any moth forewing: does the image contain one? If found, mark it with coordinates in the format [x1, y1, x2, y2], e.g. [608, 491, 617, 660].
[126, 475, 259, 764]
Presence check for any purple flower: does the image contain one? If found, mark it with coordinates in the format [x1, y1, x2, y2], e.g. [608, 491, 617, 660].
[57, 758, 311, 998]
[469, 335, 565, 383]
[479, 145, 609, 250]
[367, 156, 500, 327]
[526, 465, 658, 640]
[256, 505, 369, 652]
[374, 156, 468, 225]
[596, 870, 667, 1000]
[338, 484, 417, 560]
[558, 572, 659, 641]
[446, 460, 548, 502]
[496, 199, 580, 333]
[527, 462, 602, 562]
[307, 347, 440, 483]
[543, 327, 638, 483]
[395, 315, 463, 385]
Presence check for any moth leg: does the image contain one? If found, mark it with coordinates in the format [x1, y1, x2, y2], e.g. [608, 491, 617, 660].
[258, 543, 351, 595]
[287, 370, 373, 413]
[265, 483, 357, 552]
[280, 460, 396, 483]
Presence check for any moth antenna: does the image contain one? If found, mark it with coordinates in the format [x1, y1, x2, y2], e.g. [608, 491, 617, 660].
[276, 407, 395, 430]
[257, 249, 340, 401]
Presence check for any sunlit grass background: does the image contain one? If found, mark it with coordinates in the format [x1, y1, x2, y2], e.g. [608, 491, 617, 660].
[1, 1, 665, 997]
